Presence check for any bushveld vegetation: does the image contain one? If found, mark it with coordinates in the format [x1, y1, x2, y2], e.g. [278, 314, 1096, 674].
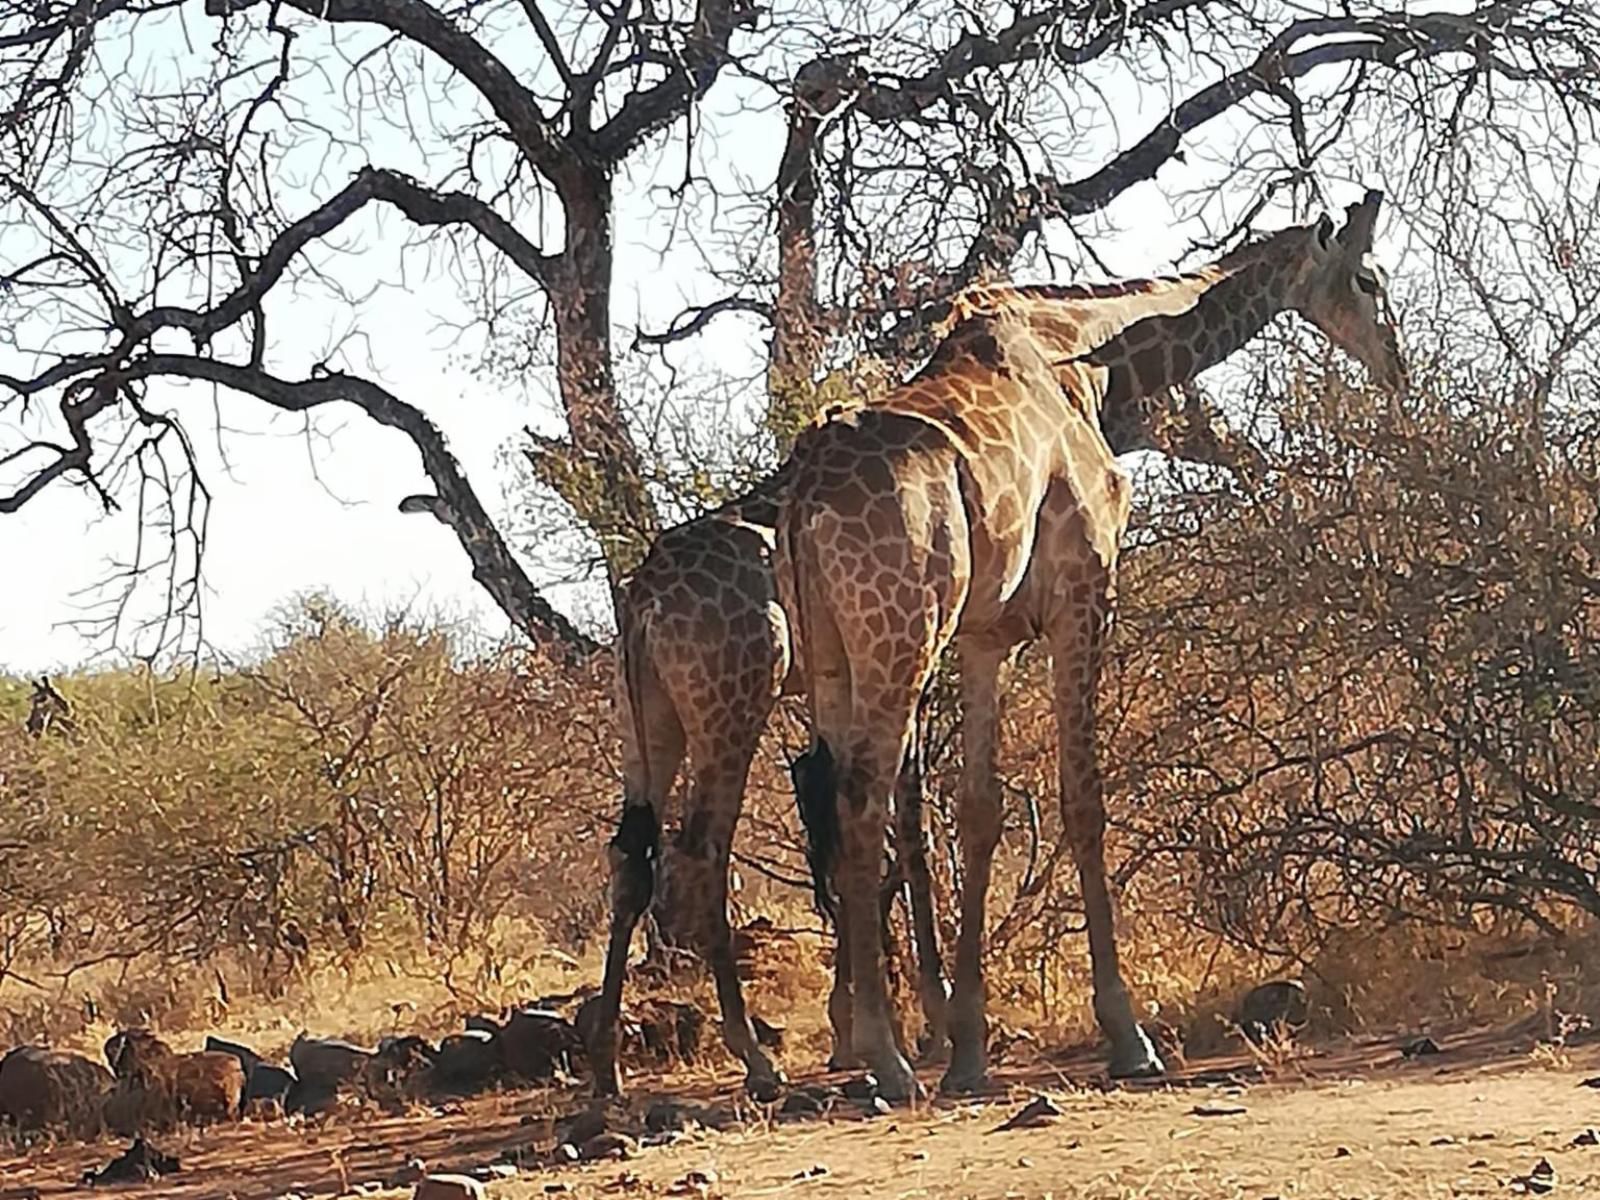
[3, 0, 1600, 1091]
[5, 338, 1598, 1070]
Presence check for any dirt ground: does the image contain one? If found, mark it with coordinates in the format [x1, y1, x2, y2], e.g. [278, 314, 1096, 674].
[5, 1027, 1599, 1200]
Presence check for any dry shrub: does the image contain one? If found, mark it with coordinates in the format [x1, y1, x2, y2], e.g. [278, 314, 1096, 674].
[895, 352, 1600, 1051]
[7, 349, 1600, 1071]
[0, 597, 617, 1049]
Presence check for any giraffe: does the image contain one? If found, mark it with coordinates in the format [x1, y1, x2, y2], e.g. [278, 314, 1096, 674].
[585, 283, 1266, 1100]
[25, 676, 74, 738]
[774, 192, 1406, 1101]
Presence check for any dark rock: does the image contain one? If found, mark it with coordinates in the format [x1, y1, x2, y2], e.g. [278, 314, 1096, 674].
[81, 1137, 179, 1186]
[1237, 979, 1309, 1045]
[1400, 1036, 1442, 1058]
[752, 1016, 785, 1049]
[996, 1095, 1062, 1131]
[645, 1099, 689, 1133]
[840, 1074, 879, 1102]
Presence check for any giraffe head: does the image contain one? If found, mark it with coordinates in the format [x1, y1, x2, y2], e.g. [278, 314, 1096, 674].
[1286, 189, 1407, 393]
[1150, 384, 1269, 484]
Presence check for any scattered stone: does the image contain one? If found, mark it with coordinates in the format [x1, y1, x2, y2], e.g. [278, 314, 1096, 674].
[1469, 1159, 1489, 1169]
[578, 1132, 639, 1162]
[1430, 1135, 1456, 1146]
[793, 1164, 828, 1180]
[907, 1150, 929, 1161]
[1400, 1036, 1441, 1058]
[414, 1176, 486, 1200]
[386, 1159, 428, 1187]
[860, 1095, 891, 1117]
[996, 1095, 1063, 1131]
[558, 1107, 609, 1145]
[471, 1162, 519, 1181]
[1191, 1102, 1248, 1117]
[1573, 1128, 1600, 1147]
[646, 1099, 690, 1133]
[1514, 1158, 1556, 1195]
[1580, 1076, 1600, 1089]
[841, 1074, 879, 1102]
[1334, 1147, 1351, 1158]
[80, 1137, 180, 1186]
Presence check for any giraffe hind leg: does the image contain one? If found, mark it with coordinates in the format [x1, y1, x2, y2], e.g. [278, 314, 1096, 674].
[791, 738, 857, 1068]
[671, 754, 786, 1101]
[586, 801, 661, 1098]
[895, 719, 950, 1064]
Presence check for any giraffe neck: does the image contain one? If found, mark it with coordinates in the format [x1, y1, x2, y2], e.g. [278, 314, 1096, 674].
[941, 235, 1295, 459]
[707, 459, 794, 528]
[1077, 241, 1294, 438]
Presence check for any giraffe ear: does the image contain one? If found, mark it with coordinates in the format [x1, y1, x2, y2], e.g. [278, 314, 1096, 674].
[1337, 189, 1383, 256]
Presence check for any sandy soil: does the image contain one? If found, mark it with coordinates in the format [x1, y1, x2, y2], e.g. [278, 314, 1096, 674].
[4, 1027, 1598, 1199]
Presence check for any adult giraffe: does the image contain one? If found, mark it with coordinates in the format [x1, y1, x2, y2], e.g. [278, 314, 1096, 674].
[774, 193, 1406, 1101]
[587, 290, 1264, 1100]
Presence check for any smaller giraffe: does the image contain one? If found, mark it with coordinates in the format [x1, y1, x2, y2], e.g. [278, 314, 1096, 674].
[25, 676, 74, 738]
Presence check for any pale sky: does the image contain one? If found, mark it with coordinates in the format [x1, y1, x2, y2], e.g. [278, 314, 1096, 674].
[0, 4, 1389, 675]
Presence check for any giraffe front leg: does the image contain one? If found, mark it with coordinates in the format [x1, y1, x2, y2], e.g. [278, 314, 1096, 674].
[1050, 602, 1163, 1080]
[941, 642, 1007, 1095]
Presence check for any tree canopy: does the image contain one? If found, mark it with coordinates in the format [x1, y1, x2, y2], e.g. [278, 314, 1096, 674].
[2, 0, 1598, 660]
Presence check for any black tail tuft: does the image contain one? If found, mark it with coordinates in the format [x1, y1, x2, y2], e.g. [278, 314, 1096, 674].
[790, 739, 841, 922]
[610, 801, 661, 917]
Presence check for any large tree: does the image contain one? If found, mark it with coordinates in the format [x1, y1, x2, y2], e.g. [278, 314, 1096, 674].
[1, 0, 1597, 659]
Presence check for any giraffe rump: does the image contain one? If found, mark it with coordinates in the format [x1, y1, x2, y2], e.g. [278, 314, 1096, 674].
[789, 739, 841, 922]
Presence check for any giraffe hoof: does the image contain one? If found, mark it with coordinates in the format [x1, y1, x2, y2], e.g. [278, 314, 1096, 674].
[938, 1067, 989, 1097]
[871, 1055, 920, 1104]
[1108, 1030, 1165, 1080]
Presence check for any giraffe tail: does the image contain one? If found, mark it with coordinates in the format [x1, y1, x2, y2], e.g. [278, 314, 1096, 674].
[611, 585, 661, 911]
[789, 739, 840, 923]
[777, 487, 842, 926]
